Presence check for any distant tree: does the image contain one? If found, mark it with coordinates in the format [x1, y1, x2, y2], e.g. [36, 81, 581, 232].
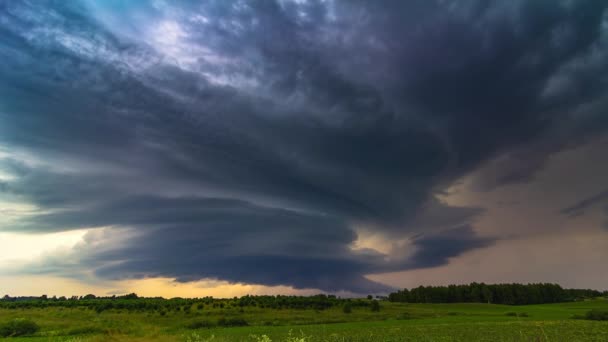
[481, 285, 493, 304]
[342, 303, 352, 314]
[370, 300, 380, 312]
[121, 293, 138, 300]
[367, 295, 373, 300]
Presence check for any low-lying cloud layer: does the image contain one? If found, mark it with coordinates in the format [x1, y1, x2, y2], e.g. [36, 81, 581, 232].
[1, 0, 608, 293]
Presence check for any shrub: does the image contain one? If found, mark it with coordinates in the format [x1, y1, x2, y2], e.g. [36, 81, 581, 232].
[217, 317, 248, 327]
[505, 312, 529, 317]
[275, 329, 310, 342]
[66, 326, 106, 335]
[585, 309, 608, 321]
[342, 303, 352, 314]
[250, 335, 272, 342]
[0, 318, 40, 337]
[262, 321, 280, 326]
[397, 312, 412, 320]
[370, 300, 380, 312]
[183, 332, 216, 342]
[187, 320, 216, 329]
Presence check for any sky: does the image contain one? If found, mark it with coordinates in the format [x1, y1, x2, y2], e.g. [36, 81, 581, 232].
[1, 0, 608, 298]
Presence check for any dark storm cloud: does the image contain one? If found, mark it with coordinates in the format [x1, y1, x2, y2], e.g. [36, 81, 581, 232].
[20, 196, 492, 292]
[1, 0, 608, 292]
[2, 162, 491, 292]
[64, 200, 394, 293]
[406, 225, 494, 269]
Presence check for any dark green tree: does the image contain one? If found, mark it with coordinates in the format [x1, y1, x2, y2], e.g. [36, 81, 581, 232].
[370, 300, 380, 312]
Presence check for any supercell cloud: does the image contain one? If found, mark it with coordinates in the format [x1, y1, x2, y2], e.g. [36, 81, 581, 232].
[1, 0, 608, 293]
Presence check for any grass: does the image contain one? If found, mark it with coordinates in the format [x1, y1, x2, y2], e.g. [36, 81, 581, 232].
[0, 299, 607, 341]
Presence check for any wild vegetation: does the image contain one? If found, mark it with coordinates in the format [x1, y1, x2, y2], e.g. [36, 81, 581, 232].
[0, 284, 606, 341]
[0, 318, 40, 337]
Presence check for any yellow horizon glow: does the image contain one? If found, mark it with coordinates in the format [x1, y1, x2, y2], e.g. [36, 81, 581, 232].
[0, 275, 330, 298]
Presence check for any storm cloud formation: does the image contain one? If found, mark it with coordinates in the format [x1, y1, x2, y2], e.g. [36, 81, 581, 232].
[1, 0, 608, 293]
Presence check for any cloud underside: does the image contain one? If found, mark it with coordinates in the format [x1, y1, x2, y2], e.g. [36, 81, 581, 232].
[0, 0, 607, 292]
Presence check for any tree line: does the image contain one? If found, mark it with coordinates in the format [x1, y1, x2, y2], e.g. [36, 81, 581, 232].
[388, 283, 608, 305]
[0, 293, 380, 313]
[1, 283, 605, 312]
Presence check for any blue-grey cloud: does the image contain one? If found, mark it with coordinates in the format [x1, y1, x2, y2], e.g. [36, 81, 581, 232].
[20, 200, 491, 293]
[1, 0, 607, 292]
[406, 225, 493, 269]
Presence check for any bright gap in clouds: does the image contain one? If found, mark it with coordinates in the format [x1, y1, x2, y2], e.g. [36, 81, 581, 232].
[0, 230, 87, 266]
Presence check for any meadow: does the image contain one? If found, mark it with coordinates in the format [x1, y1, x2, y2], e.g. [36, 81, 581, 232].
[0, 298, 607, 341]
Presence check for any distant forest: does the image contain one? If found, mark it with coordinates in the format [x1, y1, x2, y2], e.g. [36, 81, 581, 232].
[388, 283, 608, 305]
[1, 283, 606, 312]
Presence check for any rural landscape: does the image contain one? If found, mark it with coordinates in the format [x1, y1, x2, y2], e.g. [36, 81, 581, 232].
[1, 283, 607, 341]
[3, 0, 608, 341]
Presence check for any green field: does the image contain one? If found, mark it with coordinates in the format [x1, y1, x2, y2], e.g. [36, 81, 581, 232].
[1, 299, 607, 341]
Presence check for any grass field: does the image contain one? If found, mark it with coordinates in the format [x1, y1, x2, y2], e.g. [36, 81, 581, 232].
[1, 299, 607, 341]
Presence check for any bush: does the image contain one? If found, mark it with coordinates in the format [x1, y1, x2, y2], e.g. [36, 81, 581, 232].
[217, 317, 248, 327]
[0, 318, 40, 337]
[187, 320, 216, 329]
[397, 312, 412, 320]
[505, 312, 529, 317]
[370, 300, 380, 312]
[183, 332, 216, 342]
[342, 303, 352, 314]
[250, 335, 273, 342]
[585, 309, 608, 321]
[66, 326, 106, 335]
